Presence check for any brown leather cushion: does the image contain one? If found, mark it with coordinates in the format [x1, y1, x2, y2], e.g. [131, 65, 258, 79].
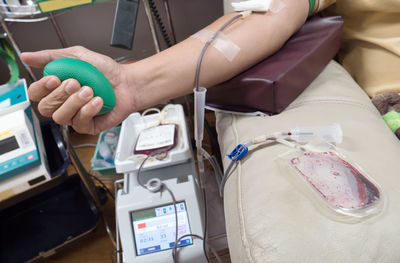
[206, 16, 343, 114]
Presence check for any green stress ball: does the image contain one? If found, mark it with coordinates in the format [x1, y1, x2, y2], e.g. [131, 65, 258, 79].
[43, 58, 116, 115]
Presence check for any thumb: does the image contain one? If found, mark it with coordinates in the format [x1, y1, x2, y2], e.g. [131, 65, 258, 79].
[21, 46, 86, 69]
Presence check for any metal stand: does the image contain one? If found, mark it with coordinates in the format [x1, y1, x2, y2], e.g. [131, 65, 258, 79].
[142, 0, 161, 53]
[49, 12, 68, 48]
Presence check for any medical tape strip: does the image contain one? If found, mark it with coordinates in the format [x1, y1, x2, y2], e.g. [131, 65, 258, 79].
[191, 29, 240, 62]
[0, 39, 19, 83]
[231, 0, 286, 13]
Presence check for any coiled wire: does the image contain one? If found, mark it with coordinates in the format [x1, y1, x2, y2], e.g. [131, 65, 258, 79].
[148, 0, 173, 47]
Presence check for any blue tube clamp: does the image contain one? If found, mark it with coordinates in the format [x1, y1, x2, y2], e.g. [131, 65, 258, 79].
[227, 144, 248, 161]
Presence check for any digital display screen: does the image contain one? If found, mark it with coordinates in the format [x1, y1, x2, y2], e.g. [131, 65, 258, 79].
[0, 136, 19, 156]
[131, 202, 193, 256]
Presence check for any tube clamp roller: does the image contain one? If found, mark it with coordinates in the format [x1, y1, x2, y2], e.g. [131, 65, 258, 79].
[43, 58, 116, 115]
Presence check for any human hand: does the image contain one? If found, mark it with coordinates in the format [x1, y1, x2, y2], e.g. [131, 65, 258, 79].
[21, 46, 136, 134]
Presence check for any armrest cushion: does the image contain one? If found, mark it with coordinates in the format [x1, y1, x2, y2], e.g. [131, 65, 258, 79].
[206, 16, 343, 114]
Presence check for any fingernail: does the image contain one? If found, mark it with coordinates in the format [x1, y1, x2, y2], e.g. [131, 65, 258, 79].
[65, 82, 77, 95]
[45, 78, 58, 90]
[91, 97, 102, 108]
[79, 87, 92, 100]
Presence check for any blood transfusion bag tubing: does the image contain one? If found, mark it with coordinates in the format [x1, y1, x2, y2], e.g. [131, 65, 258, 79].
[290, 123, 343, 143]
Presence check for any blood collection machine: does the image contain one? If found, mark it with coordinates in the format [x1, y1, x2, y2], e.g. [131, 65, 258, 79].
[115, 104, 206, 263]
[0, 80, 50, 201]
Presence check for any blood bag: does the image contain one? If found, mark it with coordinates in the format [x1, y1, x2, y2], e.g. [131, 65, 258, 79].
[280, 141, 385, 222]
[134, 124, 179, 156]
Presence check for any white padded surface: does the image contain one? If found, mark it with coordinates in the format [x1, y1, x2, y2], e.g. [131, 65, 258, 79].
[216, 61, 400, 263]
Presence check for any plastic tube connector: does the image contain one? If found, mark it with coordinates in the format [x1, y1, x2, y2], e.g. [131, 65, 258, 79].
[290, 123, 343, 143]
[240, 10, 252, 19]
[194, 87, 207, 143]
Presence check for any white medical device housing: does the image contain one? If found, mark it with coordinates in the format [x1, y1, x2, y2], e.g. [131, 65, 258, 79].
[115, 104, 191, 174]
[115, 104, 206, 262]
[0, 80, 50, 200]
[117, 170, 205, 263]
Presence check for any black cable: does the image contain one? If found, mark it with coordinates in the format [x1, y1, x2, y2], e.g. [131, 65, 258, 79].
[90, 173, 115, 200]
[202, 186, 211, 263]
[204, 118, 223, 167]
[184, 94, 195, 142]
[148, 0, 173, 48]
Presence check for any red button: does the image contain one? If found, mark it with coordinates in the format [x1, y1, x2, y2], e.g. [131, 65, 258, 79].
[27, 155, 34, 160]
[138, 223, 146, 229]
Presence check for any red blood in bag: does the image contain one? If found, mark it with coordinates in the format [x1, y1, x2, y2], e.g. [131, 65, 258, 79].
[290, 151, 380, 210]
[134, 124, 179, 156]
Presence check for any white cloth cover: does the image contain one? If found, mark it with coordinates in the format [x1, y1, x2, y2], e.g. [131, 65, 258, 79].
[216, 61, 400, 263]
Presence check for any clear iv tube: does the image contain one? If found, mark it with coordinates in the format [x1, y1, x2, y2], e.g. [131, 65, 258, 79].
[194, 13, 243, 92]
[193, 13, 244, 186]
[193, 86, 209, 260]
[200, 147, 223, 186]
[220, 125, 343, 196]
[192, 12, 244, 263]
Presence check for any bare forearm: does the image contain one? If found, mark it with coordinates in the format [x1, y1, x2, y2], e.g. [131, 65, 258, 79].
[127, 0, 309, 111]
